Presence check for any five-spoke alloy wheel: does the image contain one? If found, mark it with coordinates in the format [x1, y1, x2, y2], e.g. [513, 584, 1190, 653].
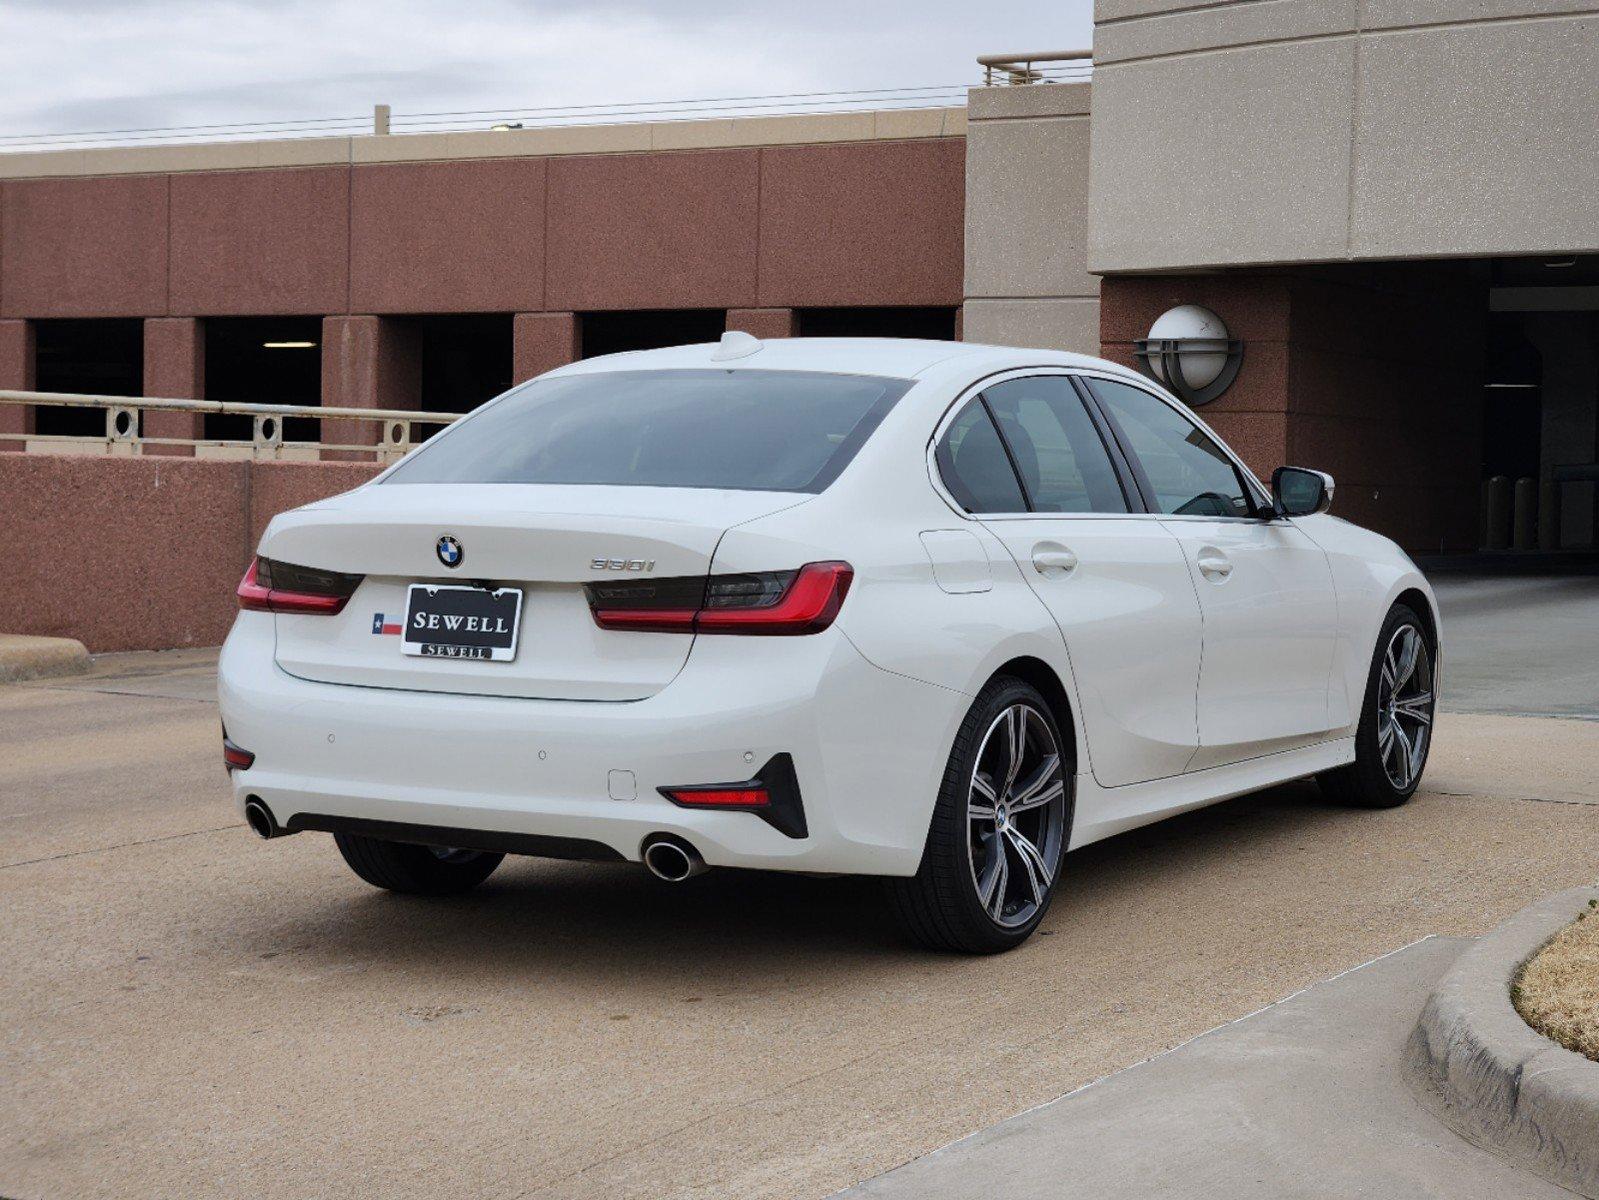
[890, 677, 1072, 953]
[967, 703, 1068, 929]
[1319, 603, 1436, 808]
[1375, 622, 1434, 792]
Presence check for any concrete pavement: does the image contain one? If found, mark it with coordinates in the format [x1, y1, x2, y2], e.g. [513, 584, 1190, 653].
[1432, 573, 1599, 719]
[3, 644, 1597, 1199]
[842, 936, 1580, 1199]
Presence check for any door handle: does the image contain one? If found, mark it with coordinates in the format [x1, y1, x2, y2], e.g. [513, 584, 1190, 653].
[1031, 545, 1078, 576]
[1196, 548, 1233, 581]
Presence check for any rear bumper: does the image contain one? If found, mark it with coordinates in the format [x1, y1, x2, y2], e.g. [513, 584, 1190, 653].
[218, 612, 963, 875]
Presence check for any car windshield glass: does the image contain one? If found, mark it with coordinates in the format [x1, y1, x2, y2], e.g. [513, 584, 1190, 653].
[384, 369, 911, 493]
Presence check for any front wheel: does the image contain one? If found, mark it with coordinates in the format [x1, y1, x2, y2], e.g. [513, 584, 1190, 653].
[888, 677, 1072, 954]
[1318, 603, 1436, 809]
[334, 833, 504, 895]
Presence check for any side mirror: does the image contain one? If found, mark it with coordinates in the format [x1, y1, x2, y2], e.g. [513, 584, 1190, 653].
[1272, 466, 1334, 517]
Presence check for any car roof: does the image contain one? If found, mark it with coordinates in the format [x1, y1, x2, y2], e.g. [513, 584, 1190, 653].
[544, 336, 1129, 381]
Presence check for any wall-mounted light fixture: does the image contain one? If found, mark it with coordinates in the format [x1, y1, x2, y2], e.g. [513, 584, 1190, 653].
[1133, 304, 1243, 407]
[262, 341, 317, 349]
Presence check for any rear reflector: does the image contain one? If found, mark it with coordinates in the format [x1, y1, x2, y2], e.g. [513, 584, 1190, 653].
[658, 753, 807, 839]
[660, 787, 770, 808]
[223, 737, 255, 772]
[237, 556, 363, 616]
[587, 561, 852, 636]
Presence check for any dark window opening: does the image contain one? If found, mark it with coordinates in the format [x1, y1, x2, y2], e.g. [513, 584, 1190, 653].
[1482, 316, 1543, 483]
[416, 314, 513, 415]
[797, 307, 958, 340]
[204, 317, 322, 443]
[579, 310, 728, 359]
[33, 319, 143, 437]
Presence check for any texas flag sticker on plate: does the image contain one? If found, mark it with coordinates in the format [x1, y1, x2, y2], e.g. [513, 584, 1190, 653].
[371, 613, 402, 636]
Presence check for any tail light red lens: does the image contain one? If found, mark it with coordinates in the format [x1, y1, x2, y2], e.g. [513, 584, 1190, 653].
[237, 556, 363, 616]
[584, 575, 708, 634]
[697, 562, 852, 634]
[585, 561, 853, 635]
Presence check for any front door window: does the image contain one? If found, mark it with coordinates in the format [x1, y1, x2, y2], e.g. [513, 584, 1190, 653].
[1088, 378, 1256, 518]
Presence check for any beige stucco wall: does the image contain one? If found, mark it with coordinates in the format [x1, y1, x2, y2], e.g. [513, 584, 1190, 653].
[1088, 0, 1599, 272]
[962, 82, 1100, 353]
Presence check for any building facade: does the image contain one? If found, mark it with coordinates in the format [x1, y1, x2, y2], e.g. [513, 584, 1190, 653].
[1079, 0, 1599, 554]
[2, 0, 1598, 563]
[0, 109, 969, 449]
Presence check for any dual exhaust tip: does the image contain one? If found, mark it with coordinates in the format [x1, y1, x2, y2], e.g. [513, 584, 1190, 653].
[246, 799, 705, 883]
[244, 797, 291, 840]
[641, 835, 706, 883]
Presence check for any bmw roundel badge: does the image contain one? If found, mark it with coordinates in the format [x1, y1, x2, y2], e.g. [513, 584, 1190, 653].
[436, 535, 464, 569]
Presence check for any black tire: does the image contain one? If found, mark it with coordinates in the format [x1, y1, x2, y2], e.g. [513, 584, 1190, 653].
[333, 833, 503, 895]
[888, 676, 1072, 954]
[1318, 602, 1436, 809]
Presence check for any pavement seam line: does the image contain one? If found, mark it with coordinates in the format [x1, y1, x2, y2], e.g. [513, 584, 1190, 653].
[25, 684, 216, 704]
[1430, 789, 1598, 808]
[2, 824, 237, 870]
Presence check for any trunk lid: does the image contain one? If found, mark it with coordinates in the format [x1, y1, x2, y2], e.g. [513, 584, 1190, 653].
[263, 483, 806, 700]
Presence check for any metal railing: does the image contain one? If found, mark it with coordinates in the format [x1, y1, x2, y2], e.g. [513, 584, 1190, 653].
[0, 64, 1097, 155]
[0, 83, 975, 153]
[976, 50, 1093, 86]
[0, 390, 460, 462]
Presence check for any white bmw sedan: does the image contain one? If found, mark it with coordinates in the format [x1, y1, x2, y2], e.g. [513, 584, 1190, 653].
[220, 335, 1438, 953]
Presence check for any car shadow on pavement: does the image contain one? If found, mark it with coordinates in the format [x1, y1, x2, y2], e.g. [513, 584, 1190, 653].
[231, 778, 1351, 987]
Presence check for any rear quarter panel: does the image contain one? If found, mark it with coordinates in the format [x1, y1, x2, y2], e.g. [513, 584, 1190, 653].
[709, 365, 1090, 773]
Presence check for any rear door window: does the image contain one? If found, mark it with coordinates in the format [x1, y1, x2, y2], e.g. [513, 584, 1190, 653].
[981, 377, 1130, 514]
[935, 400, 1028, 513]
[385, 369, 911, 494]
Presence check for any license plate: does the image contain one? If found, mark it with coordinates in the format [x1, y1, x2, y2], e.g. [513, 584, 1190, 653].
[402, 584, 523, 661]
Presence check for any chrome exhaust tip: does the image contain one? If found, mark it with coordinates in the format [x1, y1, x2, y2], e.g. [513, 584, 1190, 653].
[641, 835, 706, 882]
[244, 797, 283, 840]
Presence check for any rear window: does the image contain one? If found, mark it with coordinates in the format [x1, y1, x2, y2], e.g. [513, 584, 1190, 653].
[383, 369, 911, 493]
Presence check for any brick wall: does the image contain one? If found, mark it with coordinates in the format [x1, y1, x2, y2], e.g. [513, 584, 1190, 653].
[0, 455, 379, 651]
[1100, 263, 1486, 553]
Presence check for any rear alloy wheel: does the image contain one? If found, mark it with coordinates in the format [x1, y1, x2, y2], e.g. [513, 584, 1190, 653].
[889, 678, 1070, 953]
[333, 833, 504, 895]
[1319, 604, 1436, 808]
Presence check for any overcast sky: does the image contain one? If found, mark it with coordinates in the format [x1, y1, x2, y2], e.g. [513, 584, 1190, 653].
[1, 1, 1093, 143]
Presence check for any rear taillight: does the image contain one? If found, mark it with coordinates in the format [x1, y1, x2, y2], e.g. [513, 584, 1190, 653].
[586, 562, 853, 635]
[237, 556, 363, 616]
[584, 575, 707, 634]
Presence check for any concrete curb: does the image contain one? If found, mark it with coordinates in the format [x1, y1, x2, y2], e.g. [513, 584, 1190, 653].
[1404, 886, 1599, 1199]
[0, 633, 90, 683]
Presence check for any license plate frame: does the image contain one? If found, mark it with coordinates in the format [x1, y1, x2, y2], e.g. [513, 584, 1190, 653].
[401, 584, 523, 662]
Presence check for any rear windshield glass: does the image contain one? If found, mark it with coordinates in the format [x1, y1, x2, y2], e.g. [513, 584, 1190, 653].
[383, 369, 912, 493]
